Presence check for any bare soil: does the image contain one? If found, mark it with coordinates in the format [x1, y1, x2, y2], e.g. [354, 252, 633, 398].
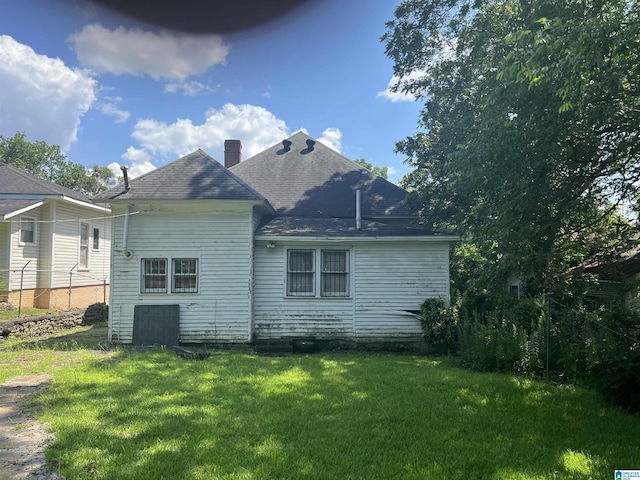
[0, 373, 57, 480]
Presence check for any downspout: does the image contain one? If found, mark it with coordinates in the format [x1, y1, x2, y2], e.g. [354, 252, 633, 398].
[355, 190, 361, 230]
[122, 205, 133, 259]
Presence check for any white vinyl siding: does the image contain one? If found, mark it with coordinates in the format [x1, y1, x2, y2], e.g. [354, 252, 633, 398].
[108, 202, 255, 344]
[5, 201, 110, 292]
[254, 240, 450, 342]
[354, 242, 450, 339]
[254, 243, 355, 340]
[51, 203, 110, 288]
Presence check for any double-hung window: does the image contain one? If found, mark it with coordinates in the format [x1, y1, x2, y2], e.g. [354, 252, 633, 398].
[19, 217, 35, 245]
[286, 249, 349, 298]
[321, 250, 349, 297]
[172, 258, 198, 293]
[287, 250, 315, 296]
[142, 258, 168, 293]
[141, 258, 199, 294]
[79, 223, 89, 269]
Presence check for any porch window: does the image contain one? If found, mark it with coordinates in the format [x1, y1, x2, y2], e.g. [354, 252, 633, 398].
[141, 258, 167, 293]
[172, 258, 198, 293]
[79, 223, 89, 269]
[287, 250, 315, 296]
[321, 250, 349, 297]
[19, 217, 35, 245]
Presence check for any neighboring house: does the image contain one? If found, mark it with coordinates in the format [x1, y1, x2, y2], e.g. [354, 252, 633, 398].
[94, 132, 457, 345]
[574, 244, 640, 310]
[0, 163, 111, 309]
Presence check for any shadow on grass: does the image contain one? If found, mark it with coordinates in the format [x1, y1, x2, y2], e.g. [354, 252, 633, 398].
[38, 351, 640, 480]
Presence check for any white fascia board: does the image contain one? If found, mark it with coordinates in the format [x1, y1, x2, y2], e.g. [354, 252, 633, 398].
[254, 235, 460, 243]
[61, 196, 111, 212]
[2, 201, 44, 220]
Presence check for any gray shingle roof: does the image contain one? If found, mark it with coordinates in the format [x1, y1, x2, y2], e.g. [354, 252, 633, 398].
[0, 163, 91, 202]
[256, 216, 436, 238]
[230, 132, 412, 218]
[93, 149, 266, 202]
[0, 200, 42, 220]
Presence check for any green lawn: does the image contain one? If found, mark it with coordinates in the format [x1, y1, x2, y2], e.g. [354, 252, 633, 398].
[2, 327, 638, 479]
[0, 307, 51, 322]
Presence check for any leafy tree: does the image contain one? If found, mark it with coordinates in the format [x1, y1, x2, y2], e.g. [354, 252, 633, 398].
[0, 132, 115, 195]
[383, 0, 639, 294]
[354, 158, 389, 179]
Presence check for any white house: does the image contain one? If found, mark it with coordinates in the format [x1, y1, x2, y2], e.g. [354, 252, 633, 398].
[94, 132, 457, 345]
[0, 163, 111, 310]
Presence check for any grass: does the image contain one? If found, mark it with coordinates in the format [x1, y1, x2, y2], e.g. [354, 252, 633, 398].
[0, 307, 51, 322]
[0, 322, 114, 383]
[2, 327, 638, 479]
[5, 339, 631, 480]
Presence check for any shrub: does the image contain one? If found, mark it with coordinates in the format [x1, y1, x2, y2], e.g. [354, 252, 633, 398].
[420, 297, 459, 353]
[83, 303, 108, 325]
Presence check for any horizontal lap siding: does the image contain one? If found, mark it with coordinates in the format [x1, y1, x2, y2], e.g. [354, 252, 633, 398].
[52, 203, 111, 289]
[109, 206, 253, 343]
[354, 242, 450, 340]
[9, 209, 43, 290]
[253, 244, 355, 340]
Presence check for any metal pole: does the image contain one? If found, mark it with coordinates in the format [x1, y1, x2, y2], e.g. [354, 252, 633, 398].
[68, 264, 78, 310]
[546, 291, 551, 382]
[18, 261, 31, 317]
[103, 278, 107, 304]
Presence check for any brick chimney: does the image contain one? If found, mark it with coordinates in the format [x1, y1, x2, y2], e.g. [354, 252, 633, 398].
[224, 139, 242, 168]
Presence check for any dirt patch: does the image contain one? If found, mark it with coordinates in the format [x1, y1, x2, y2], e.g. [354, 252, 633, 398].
[0, 373, 62, 479]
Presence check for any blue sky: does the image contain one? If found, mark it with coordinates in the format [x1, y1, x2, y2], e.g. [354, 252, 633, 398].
[0, 0, 422, 183]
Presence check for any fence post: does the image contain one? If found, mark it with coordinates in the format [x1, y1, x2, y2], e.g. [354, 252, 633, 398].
[17, 261, 31, 317]
[103, 278, 107, 304]
[68, 264, 78, 310]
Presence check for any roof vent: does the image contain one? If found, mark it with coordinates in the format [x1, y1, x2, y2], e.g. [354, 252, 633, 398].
[282, 140, 292, 151]
[305, 139, 315, 152]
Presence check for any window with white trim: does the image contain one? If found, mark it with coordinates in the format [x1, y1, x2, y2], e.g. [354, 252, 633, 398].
[172, 258, 198, 293]
[19, 217, 35, 245]
[286, 249, 350, 298]
[287, 250, 315, 296]
[321, 250, 349, 297]
[141, 258, 167, 293]
[141, 258, 199, 294]
[79, 223, 89, 269]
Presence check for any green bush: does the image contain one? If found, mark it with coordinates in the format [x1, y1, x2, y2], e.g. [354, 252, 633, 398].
[420, 297, 459, 352]
[587, 307, 640, 413]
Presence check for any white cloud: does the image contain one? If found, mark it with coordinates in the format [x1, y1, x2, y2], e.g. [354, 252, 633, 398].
[164, 80, 211, 96]
[97, 101, 130, 123]
[120, 147, 156, 178]
[317, 127, 342, 152]
[69, 24, 229, 80]
[0, 35, 96, 150]
[130, 103, 290, 161]
[377, 71, 426, 103]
